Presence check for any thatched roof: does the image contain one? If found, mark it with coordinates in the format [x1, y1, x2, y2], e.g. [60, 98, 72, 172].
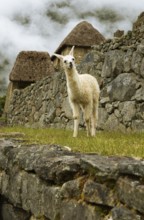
[10, 51, 54, 82]
[133, 11, 144, 30]
[52, 21, 105, 58]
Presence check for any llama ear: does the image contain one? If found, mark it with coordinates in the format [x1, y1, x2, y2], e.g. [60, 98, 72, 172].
[69, 46, 75, 56]
[53, 53, 64, 60]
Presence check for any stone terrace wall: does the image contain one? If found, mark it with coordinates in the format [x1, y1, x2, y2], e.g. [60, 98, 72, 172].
[7, 71, 74, 129]
[7, 24, 144, 131]
[78, 44, 144, 131]
[0, 138, 144, 220]
[90, 23, 144, 131]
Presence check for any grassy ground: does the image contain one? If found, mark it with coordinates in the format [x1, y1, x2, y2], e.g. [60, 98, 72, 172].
[0, 126, 144, 158]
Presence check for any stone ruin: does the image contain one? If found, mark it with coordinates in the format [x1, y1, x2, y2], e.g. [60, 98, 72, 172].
[1, 12, 144, 220]
[4, 51, 54, 117]
[51, 21, 105, 69]
[5, 12, 144, 132]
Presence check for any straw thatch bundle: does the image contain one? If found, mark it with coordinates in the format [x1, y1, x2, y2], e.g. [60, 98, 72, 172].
[10, 51, 54, 82]
[133, 11, 144, 30]
[52, 21, 105, 59]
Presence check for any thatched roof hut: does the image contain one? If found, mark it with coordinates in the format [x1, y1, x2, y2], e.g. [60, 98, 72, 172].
[133, 11, 144, 30]
[51, 21, 105, 68]
[10, 51, 54, 82]
[4, 51, 54, 115]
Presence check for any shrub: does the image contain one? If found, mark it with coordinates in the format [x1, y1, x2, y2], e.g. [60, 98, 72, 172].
[0, 96, 6, 117]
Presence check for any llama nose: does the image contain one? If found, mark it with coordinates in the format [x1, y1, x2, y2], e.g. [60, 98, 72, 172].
[70, 62, 73, 67]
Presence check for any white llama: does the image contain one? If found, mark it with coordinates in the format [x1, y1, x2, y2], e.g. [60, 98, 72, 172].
[54, 46, 100, 137]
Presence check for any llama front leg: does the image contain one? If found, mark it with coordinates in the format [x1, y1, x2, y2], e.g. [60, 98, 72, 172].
[86, 118, 91, 137]
[71, 102, 80, 137]
[73, 117, 80, 137]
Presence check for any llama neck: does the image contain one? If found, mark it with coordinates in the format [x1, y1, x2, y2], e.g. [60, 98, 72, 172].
[65, 66, 80, 93]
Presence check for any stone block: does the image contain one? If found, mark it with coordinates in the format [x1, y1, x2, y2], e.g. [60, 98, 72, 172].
[83, 179, 116, 207]
[1, 203, 30, 220]
[108, 73, 137, 101]
[117, 177, 144, 214]
[111, 206, 141, 220]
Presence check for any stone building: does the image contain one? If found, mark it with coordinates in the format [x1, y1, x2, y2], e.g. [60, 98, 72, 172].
[51, 21, 105, 69]
[4, 51, 54, 115]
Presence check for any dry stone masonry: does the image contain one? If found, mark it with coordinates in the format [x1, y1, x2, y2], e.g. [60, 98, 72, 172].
[7, 71, 73, 129]
[7, 13, 144, 131]
[0, 138, 144, 220]
[2, 12, 144, 220]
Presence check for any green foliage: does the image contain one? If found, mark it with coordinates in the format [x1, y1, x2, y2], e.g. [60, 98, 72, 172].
[14, 15, 30, 25]
[1, 126, 144, 159]
[0, 96, 6, 116]
[46, 9, 69, 24]
[95, 8, 123, 23]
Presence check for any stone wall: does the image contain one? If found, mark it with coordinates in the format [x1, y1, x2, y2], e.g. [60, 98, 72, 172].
[7, 71, 75, 129]
[79, 43, 144, 131]
[7, 24, 144, 131]
[0, 138, 144, 220]
[6, 13, 144, 130]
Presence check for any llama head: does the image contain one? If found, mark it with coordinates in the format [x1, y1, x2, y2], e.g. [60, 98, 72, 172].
[54, 46, 75, 70]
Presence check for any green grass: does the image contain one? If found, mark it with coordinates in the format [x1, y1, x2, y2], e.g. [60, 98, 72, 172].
[0, 126, 144, 158]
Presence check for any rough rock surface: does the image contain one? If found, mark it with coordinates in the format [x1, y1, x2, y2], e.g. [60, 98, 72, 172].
[0, 138, 144, 220]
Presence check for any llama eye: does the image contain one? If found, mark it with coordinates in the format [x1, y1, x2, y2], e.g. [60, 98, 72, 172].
[72, 58, 75, 61]
[64, 60, 67, 63]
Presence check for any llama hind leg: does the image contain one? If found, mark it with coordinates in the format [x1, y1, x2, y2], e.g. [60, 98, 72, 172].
[91, 100, 99, 136]
[84, 106, 92, 137]
[91, 116, 95, 137]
